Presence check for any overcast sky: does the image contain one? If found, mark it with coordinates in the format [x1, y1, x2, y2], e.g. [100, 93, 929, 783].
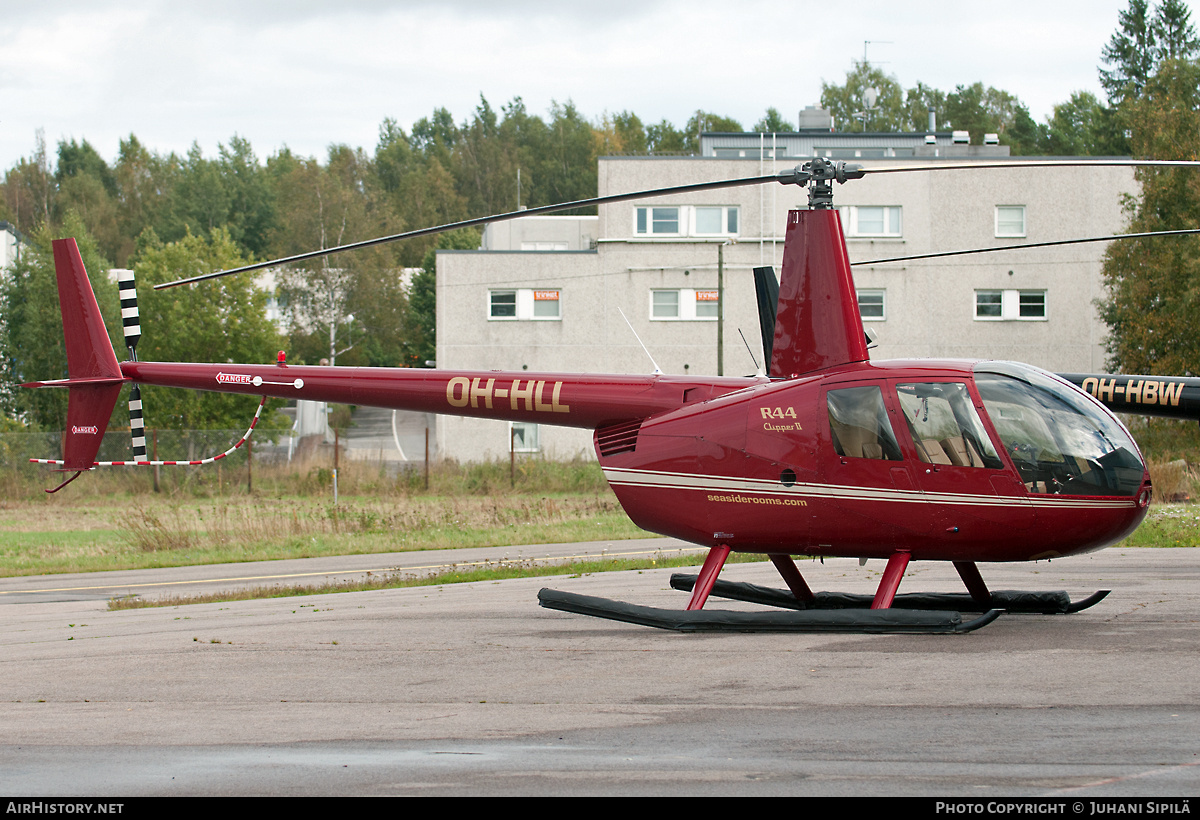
[1, 0, 1189, 169]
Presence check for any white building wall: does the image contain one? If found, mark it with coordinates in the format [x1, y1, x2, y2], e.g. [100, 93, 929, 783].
[436, 156, 1137, 462]
[0, 223, 22, 270]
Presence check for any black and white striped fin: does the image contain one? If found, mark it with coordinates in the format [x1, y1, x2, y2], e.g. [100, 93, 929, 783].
[116, 270, 147, 460]
[116, 269, 140, 357]
[129, 383, 147, 461]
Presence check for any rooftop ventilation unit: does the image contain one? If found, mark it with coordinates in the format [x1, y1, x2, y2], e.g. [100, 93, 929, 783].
[798, 105, 834, 131]
[983, 133, 1000, 145]
[952, 131, 970, 144]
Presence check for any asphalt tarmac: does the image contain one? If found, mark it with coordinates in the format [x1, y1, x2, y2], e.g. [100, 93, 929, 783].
[1, 543, 1198, 797]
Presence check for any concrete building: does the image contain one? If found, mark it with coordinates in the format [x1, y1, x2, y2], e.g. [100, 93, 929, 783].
[0, 222, 24, 270]
[434, 131, 1136, 462]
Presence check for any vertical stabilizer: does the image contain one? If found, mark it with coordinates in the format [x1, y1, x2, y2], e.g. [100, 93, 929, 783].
[23, 239, 126, 472]
[54, 239, 121, 380]
[769, 210, 869, 378]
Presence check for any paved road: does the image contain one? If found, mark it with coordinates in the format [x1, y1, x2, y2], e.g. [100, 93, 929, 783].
[1, 545, 1198, 796]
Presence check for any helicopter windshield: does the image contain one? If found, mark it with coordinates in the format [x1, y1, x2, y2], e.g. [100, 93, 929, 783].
[973, 363, 1146, 497]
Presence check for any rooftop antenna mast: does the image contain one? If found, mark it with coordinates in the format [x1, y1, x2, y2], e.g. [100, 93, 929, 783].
[863, 40, 892, 66]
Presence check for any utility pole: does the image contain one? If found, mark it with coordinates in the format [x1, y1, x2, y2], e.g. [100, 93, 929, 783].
[717, 239, 735, 376]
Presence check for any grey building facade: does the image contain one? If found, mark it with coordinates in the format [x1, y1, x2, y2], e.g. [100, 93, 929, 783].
[434, 135, 1136, 462]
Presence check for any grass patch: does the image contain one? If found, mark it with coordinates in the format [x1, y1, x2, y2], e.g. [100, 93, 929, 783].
[2, 458, 657, 573]
[1122, 503, 1200, 548]
[0, 458, 658, 577]
[107, 551, 771, 610]
[0, 493, 649, 577]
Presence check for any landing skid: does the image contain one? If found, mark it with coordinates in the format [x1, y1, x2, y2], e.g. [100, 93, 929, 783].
[537, 588, 1002, 633]
[669, 574, 1110, 615]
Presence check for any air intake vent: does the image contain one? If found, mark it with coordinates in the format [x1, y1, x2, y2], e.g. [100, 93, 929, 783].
[596, 420, 641, 457]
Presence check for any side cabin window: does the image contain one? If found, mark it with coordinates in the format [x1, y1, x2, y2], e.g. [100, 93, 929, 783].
[827, 385, 902, 461]
[896, 382, 1002, 469]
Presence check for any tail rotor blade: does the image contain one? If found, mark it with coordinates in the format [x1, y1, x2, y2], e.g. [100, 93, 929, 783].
[129, 383, 147, 462]
[117, 269, 146, 461]
[117, 269, 141, 356]
[753, 266, 779, 371]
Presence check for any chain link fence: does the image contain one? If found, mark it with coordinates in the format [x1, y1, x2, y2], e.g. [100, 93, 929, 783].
[2, 429, 303, 467]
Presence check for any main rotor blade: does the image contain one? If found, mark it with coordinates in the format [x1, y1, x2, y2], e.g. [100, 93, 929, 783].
[859, 158, 1200, 175]
[153, 173, 781, 289]
[154, 156, 1200, 290]
[852, 228, 1200, 266]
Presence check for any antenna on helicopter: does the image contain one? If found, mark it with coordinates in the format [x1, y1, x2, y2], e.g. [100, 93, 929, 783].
[738, 328, 764, 376]
[617, 307, 662, 375]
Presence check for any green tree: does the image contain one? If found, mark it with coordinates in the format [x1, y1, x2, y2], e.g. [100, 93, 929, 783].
[646, 120, 686, 153]
[1043, 91, 1127, 155]
[1101, 0, 1158, 106]
[820, 62, 907, 132]
[542, 100, 598, 206]
[168, 143, 231, 243]
[374, 118, 467, 266]
[112, 135, 181, 266]
[683, 111, 743, 152]
[1, 130, 55, 233]
[611, 111, 649, 153]
[754, 108, 793, 133]
[131, 229, 287, 428]
[269, 143, 404, 368]
[217, 136, 276, 259]
[942, 82, 1045, 154]
[55, 137, 123, 263]
[0, 215, 120, 429]
[905, 82, 947, 132]
[1099, 59, 1200, 374]
[56, 139, 117, 197]
[1152, 0, 1199, 63]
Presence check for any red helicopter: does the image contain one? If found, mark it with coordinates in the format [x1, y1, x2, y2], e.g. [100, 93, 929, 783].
[27, 158, 1199, 633]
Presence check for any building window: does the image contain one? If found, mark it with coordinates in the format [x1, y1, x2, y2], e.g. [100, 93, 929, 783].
[692, 206, 739, 236]
[975, 289, 1046, 321]
[1018, 290, 1045, 318]
[996, 206, 1026, 238]
[650, 289, 719, 321]
[694, 290, 720, 319]
[651, 289, 680, 318]
[635, 206, 681, 236]
[490, 290, 517, 319]
[857, 289, 886, 320]
[838, 206, 902, 237]
[714, 146, 787, 160]
[817, 147, 910, 159]
[634, 206, 739, 237]
[510, 422, 540, 453]
[489, 288, 562, 321]
[532, 289, 560, 318]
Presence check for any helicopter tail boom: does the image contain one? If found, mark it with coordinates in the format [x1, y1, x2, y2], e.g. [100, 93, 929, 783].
[119, 360, 761, 430]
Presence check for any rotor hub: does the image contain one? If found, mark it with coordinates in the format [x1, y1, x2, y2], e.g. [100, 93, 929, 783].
[776, 158, 865, 209]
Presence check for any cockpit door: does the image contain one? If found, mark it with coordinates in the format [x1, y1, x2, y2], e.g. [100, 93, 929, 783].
[893, 379, 1039, 545]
